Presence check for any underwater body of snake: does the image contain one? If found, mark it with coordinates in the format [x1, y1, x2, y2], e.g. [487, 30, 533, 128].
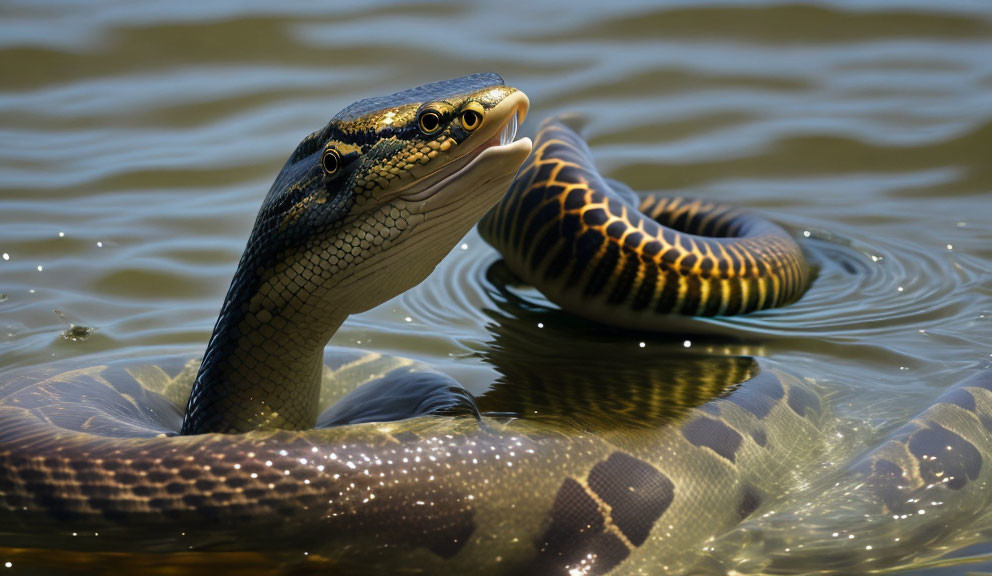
[1, 73, 991, 575]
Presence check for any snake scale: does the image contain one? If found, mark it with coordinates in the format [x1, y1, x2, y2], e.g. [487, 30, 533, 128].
[479, 119, 809, 328]
[2, 74, 990, 575]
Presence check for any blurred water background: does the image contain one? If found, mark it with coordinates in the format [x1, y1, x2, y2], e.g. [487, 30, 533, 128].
[0, 1, 990, 573]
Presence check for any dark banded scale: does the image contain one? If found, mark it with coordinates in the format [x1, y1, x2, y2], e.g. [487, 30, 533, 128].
[479, 119, 810, 328]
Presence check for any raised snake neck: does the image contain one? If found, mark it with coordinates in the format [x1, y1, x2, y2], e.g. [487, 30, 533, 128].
[181, 73, 530, 435]
[2, 77, 991, 575]
[479, 119, 810, 329]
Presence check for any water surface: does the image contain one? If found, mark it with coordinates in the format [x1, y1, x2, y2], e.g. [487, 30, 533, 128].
[1, 1, 990, 574]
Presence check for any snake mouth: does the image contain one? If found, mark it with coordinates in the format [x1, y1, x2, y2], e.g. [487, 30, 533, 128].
[398, 91, 531, 204]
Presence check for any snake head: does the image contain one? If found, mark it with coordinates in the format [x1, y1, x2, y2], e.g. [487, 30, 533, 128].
[241, 74, 531, 326]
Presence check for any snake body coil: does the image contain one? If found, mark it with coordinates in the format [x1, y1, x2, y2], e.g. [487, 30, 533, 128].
[480, 120, 809, 328]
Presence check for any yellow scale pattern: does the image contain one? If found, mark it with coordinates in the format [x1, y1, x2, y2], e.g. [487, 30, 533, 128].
[479, 120, 810, 327]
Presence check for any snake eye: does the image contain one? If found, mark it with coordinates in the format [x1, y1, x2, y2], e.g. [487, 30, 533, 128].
[418, 109, 443, 135]
[321, 147, 341, 175]
[460, 102, 484, 132]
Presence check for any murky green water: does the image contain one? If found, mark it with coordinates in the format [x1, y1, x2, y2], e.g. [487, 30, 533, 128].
[1, 1, 991, 574]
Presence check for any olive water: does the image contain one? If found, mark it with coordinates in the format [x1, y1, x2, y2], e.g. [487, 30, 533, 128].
[0, 1, 990, 574]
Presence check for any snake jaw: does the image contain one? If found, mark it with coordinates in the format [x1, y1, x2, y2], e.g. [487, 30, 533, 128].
[410, 136, 533, 215]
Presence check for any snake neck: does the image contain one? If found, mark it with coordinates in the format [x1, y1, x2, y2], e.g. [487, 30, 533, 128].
[180, 249, 348, 435]
[178, 76, 532, 436]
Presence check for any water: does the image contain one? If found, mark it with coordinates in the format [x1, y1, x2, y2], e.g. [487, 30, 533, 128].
[0, 0, 990, 574]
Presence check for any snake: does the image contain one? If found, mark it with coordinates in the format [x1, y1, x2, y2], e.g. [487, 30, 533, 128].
[2, 73, 991, 575]
[478, 118, 809, 329]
